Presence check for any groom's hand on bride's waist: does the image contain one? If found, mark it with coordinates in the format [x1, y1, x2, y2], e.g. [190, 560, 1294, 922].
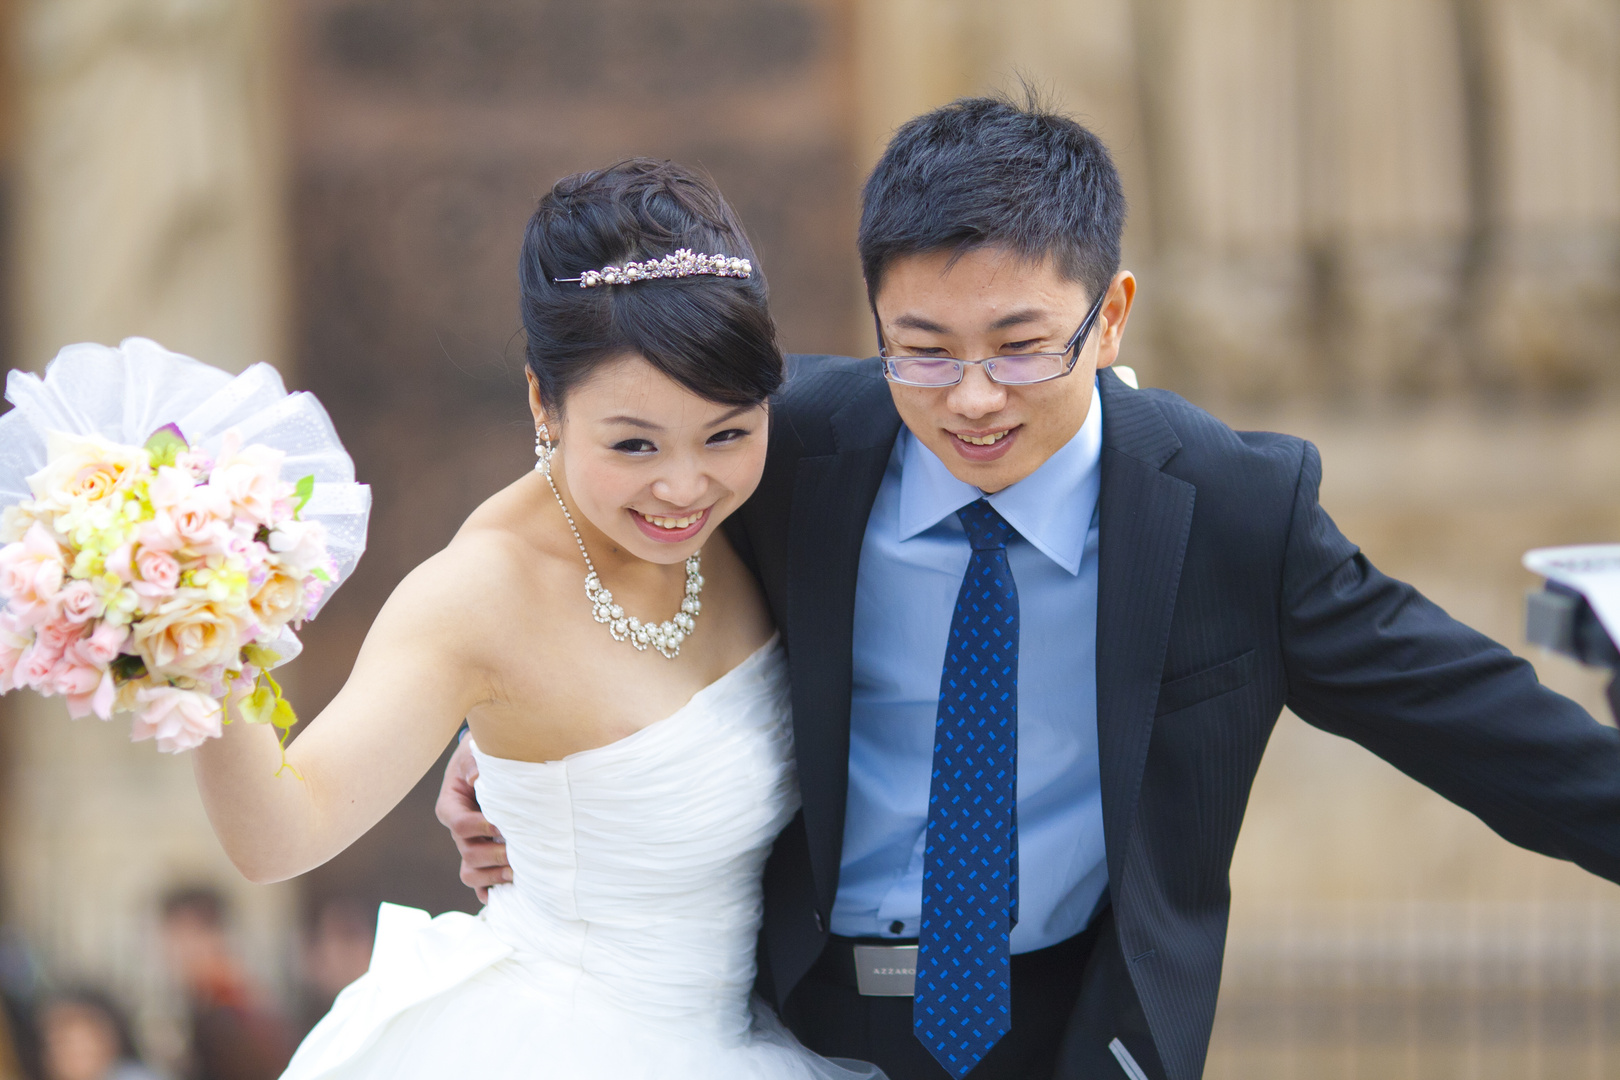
[437, 738, 512, 903]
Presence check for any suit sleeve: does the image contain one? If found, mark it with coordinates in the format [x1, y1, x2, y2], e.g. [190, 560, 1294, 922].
[1279, 440, 1620, 883]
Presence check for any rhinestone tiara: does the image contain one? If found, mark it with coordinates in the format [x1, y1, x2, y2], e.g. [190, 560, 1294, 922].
[553, 248, 753, 289]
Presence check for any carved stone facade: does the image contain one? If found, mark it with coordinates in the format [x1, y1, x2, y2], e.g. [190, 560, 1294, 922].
[15, 0, 287, 372]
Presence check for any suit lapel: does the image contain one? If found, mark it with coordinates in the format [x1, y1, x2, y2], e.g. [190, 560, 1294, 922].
[787, 389, 901, 916]
[1093, 369, 1196, 892]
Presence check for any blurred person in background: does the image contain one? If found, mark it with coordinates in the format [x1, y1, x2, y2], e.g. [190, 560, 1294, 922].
[0, 930, 48, 1080]
[0, 999, 22, 1080]
[294, 899, 373, 1037]
[36, 988, 158, 1080]
[158, 888, 292, 1080]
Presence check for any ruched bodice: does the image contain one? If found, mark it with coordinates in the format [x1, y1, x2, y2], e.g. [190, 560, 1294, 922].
[472, 637, 799, 1040]
[281, 637, 879, 1080]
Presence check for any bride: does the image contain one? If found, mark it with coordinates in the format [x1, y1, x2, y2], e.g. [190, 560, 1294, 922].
[194, 159, 881, 1080]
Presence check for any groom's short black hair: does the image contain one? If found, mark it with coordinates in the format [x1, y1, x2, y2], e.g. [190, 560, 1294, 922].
[858, 92, 1126, 308]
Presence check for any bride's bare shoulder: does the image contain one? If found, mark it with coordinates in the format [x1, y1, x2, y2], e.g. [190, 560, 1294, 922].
[385, 474, 569, 630]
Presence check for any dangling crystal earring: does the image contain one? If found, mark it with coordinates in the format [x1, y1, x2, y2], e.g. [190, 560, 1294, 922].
[534, 422, 553, 476]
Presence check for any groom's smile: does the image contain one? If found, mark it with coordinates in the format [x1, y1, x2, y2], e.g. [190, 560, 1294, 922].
[947, 423, 1020, 461]
[871, 244, 1135, 494]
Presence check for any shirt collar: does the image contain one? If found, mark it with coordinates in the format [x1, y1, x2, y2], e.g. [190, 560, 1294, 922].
[895, 377, 1103, 575]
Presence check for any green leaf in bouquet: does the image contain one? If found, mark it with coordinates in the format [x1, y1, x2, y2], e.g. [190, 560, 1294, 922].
[109, 653, 148, 684]
[311, 567, 332, 583]
[144, 423, 190, 467]
[293, 474, 315, 516]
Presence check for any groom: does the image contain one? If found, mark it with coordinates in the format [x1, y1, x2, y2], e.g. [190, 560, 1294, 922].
[438, 97, 1620, 1080]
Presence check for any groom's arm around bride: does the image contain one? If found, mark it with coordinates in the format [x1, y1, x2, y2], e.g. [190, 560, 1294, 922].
[443, 94, 1620, 1080]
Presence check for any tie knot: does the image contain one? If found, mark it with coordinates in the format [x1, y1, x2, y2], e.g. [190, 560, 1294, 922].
[957, 499, 1015, 551]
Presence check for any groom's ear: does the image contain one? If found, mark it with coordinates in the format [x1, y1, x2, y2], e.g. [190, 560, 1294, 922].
[1093, 271, 1138, 372]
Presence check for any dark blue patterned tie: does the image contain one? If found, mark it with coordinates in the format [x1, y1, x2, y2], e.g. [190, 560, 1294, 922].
[913, 499, 1019, 1079]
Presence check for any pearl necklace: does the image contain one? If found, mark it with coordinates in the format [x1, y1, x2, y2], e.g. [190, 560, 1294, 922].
[536, 439, 702, 659]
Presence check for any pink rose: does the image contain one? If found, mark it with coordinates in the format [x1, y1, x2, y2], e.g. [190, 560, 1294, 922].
[71, 622, 129, 666]
[17, 639, 60, 690]
[0, 634, 28, 692]
[146, 466, 198, 511]
[0, 608, 34, 643]
[0, 522, 67, 617]
[137, 511, 184, 553]
[133, 547, 182, 599]
[174, 449, 214, 481]
[131, 685, 223, 752]
[267, 519, 330, 576]
[35, 616, 80, 658]
[52, 579, 104, 624]
[230, 537, 273, 587]
[104, 542, 135, 583]
[51, 652, 102, 698]
[209, 439, 286, 526]
[66, 669, 117, 720]
[172, 489, 232, 553]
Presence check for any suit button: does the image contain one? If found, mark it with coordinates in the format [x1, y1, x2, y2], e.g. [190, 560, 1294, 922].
[813, 910, 825, 932]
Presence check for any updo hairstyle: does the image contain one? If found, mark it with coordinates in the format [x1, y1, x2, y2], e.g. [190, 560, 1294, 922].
[520, 159, 784, 414]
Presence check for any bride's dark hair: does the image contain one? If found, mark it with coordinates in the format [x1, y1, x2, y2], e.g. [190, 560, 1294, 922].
[520, 159, 783, 412]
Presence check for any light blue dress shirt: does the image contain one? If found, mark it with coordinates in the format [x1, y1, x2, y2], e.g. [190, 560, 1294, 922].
[830, 379, 1108, 953]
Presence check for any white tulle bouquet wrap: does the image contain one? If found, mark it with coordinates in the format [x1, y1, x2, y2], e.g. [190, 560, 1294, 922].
[0, 339, 370, 755]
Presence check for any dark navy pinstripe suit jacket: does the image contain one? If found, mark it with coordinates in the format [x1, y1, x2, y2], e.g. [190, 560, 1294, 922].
[725, 357, 1620, 1080]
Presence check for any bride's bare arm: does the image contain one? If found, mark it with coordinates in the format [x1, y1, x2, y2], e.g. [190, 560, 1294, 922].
[194, 542, 497, 883]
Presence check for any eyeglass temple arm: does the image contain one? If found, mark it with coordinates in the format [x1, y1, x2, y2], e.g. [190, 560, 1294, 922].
[1065, 288, 1110, 357]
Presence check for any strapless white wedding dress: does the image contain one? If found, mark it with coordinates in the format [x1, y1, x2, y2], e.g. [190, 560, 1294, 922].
[282, 638, 879, 1080]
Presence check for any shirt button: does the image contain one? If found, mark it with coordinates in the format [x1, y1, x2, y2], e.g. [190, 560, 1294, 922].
[889, 920, 906, 935]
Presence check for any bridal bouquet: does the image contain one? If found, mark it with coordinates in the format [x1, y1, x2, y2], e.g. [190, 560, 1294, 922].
[0, 339, 369, 753]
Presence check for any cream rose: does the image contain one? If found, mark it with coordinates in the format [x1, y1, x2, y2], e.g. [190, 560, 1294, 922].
[28, 433, 150, 508]
[132, 594, 248, 677]
[249, 570, 305, 630]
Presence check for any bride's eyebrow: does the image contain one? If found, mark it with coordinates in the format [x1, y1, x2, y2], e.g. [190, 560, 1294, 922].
[707, 405, 755, 427]
[600, 404, 754, 432]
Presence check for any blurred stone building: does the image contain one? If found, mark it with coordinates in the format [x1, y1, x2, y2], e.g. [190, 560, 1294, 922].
[0, 0, 1615, 1075]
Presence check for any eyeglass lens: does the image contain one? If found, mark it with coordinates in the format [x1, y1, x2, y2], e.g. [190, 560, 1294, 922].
[886, 353, 1070, 386]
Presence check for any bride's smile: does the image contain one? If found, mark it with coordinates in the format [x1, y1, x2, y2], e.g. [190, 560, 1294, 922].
[529, 355, 768, 568]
